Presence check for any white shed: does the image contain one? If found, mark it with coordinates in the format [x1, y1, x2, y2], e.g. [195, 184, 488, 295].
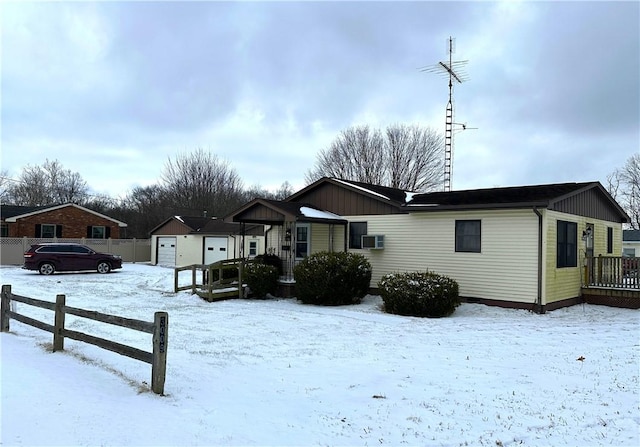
[150, 216, 264, 267]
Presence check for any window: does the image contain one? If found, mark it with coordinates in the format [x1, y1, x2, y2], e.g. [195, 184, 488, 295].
[41, 224, 56, 238]
[87, 226, 109, 239]
[249, 240, 258, 257]
[455, 220, 481, 253]
[607, 227, 613, 254]
[557, 220, 577, 268]
[623, 248, 636, 257]
[295, 224, 310, 259]
[349, 222, 367, 249]
[92, 226, 106, 239]
[0, 224, 8, 237]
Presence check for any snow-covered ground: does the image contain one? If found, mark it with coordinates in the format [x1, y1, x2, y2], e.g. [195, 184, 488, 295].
[1, 263, 638, 446]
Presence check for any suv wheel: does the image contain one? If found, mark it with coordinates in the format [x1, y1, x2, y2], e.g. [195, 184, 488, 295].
[39, 263, 55, 275]
[97, 261, 111, 274]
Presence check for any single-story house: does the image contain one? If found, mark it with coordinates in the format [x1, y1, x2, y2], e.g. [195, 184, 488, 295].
[149, 216, 264, 267]
[0, 204, 127, 239]
[622, 229, 640, 257]
[225, 177, 629, 312]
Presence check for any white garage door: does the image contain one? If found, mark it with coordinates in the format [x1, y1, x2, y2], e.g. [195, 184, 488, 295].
[157, 237, 176, 266]
[204, 237, 228, 264]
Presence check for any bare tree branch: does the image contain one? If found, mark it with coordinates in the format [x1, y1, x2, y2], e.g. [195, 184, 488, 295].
[306, 124, 443, 192]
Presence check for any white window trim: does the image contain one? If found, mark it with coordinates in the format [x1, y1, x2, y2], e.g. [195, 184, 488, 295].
[41, 223, 56, 238]
[92, 225, 106, 239]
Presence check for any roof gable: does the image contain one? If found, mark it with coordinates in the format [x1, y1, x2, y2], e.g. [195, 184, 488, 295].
[225, 198, 346, 224]
[1, 204, 127, 227]
[286, 178, 408, 216]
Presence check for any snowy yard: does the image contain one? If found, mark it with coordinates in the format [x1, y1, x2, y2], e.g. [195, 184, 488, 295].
[1, 263, 638, 446]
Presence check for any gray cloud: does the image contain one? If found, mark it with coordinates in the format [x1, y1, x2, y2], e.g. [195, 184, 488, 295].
[2, 1, 638, 197]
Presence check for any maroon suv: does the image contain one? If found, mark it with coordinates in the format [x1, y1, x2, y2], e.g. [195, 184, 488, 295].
[23, 243, 122, 275]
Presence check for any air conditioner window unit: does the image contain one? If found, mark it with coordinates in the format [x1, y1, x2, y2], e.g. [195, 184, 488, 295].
[361, 235, 384, 249]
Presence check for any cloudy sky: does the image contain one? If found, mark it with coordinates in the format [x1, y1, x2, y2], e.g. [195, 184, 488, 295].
[2, 1, 639, 198]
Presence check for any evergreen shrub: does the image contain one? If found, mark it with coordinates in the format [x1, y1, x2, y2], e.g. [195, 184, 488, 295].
[253, 253, 283, 276]
[244, 262, 279, 299]
[293, 251, 372, 305]
[378, 271, 460, 317]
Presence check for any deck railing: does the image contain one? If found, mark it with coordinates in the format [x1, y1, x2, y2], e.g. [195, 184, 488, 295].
[584, 256, 640, 289]
[174, 258, 250, 301]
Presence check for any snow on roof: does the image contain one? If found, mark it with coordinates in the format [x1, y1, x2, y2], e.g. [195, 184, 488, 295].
[404, 192, 418, 203]
[300, 206, 344, 220]
[333, 179, 390, 201]
[175, 216, 184, 223]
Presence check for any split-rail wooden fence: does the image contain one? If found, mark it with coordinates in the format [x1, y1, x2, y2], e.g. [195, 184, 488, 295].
[0, 284, 168, 394]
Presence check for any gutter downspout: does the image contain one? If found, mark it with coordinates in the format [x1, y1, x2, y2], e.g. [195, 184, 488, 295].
[533, 207, 544, 314]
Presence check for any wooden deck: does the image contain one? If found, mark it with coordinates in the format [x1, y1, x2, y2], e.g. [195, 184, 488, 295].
[174, 258, 247, 302]
[582, 256, 640, 309]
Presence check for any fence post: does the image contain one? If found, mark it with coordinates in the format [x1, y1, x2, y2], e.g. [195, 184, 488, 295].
[238, 259, 244, 299]
[151, 311, 168, 395]
[53, 294, 66, 352]
[192, 265, 197, 294]
[1, 284, 11, 332]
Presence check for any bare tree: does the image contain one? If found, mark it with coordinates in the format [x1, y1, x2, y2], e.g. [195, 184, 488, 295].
[0, 169, 11, 204]
[305, 124, 443, 192]
[6, 159, 89, 205]
[161, 148, 245, 217]
[386, 124, 443, 191]
[306, 126, 385, 186]
[243, 181, 295, 202]
[608, 153, 640, 229]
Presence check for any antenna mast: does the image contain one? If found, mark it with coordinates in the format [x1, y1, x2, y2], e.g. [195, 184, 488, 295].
[421, 36, 468, 191]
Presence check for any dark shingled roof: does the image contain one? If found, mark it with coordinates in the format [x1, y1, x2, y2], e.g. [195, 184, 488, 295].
[177, 216, 212, 232]
[406, 182, 596, 208]
[623, 230, 640, 242]
[332, 179, 413, 205]
[1, 205, 51, 219]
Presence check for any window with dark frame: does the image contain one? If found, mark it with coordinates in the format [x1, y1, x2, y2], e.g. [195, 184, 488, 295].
[295, 224, 310, 259]
[41, 224, 56, 238]
[557, 220, 577, 268]
[455, 220, 481, 253]
[92, 226, 106, 239]
[607, 227, 613, 254]
[349, 222, 368, 249]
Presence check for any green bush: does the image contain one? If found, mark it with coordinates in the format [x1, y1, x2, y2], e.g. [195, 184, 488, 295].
[378, 271, 460, 317]
[244, 262, 279, 299]
[293, 251, 372, 305]
[253, 253, 283, 276]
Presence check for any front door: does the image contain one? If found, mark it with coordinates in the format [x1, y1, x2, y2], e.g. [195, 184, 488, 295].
[204, 237, 228, 264]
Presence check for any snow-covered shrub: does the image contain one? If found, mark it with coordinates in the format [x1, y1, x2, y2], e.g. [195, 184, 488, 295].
[378, 271, 460, 317]
[253, 253, 283, 276]
[244, 262, 279, 299]
[293, 251, 372, 305]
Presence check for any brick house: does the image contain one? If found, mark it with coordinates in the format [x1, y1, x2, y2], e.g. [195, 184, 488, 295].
[0, 204, 127, 239]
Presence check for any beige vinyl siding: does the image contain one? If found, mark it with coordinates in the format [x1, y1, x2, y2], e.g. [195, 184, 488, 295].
[310, 223, 346, 254]
[543, 210, 623, 304]
[346, 209, 540, 304]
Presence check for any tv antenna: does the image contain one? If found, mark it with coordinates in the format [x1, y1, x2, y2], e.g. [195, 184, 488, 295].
[420, 36, 471, 191]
